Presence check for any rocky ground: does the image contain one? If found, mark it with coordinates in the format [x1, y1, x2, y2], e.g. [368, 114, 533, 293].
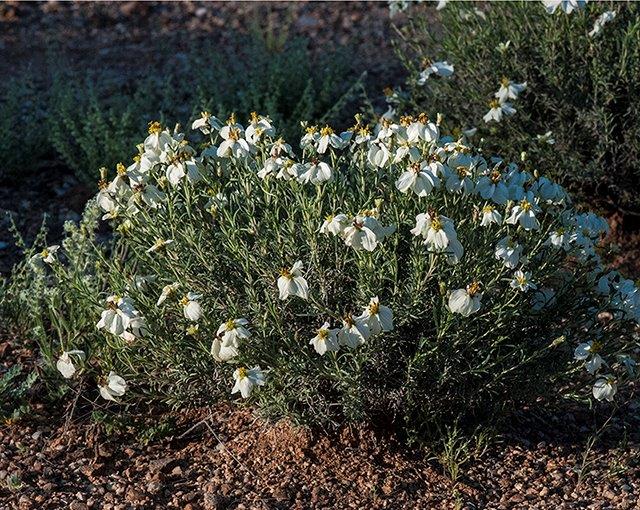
[1, 400, 639, 510]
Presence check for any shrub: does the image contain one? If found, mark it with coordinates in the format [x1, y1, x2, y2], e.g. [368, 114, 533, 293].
[1, 32, 363, 185]
[10, 108, 639, 437]
[0, 73, 51, 182]
[392, 1, 640, 216]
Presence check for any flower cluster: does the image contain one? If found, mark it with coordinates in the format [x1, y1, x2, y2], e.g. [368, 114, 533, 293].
[47, 104, 639, 417]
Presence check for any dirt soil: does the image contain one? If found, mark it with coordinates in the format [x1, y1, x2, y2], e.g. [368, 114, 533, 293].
[1, 400, 639, 510]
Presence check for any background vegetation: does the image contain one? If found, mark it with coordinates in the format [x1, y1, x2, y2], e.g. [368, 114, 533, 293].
[395, 1, 640, 217]
[0, 30, 364, 185]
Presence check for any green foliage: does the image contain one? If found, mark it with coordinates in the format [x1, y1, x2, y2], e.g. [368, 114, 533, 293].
[0, 364, 38, 423]
[0, 73, 50, 179]
[395, 1, 640, 213]
[0, 32, 363, 185]
[11, 112, 637, 438]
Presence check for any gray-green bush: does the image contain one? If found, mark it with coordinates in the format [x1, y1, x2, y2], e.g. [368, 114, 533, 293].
[394, 0, 640, 215]
[4, 109, 638, 438]
[0, 33, 363, 185]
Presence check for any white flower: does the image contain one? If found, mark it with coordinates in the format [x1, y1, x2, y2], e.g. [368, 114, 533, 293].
[56, 350, 85, 379]
[216, 318, 251, 346]
[589, 10, 616, 37]
[549, 228, 572, 251]
[191, 111, 222, 134]
[96, 295, 135, 336]
[411, 212, 463, 263]
[338, 315, 370, 349]
[210, 336, 239, 362]
[298, 160, 333, 184]
[310, 322, 340, 355]
[495, 236, 523, 269]
[510, 270, 536, 292]
[480, 205, 502, 226]
[278, 260, 309, 300]
[448, 282, 482, 316]
[506, 192, 541, 230]
[543, 0, 587, 15]
[181, 292, 203, 322]
[483, 100, 516, 123]
[146, 238, 174, 253]
[157, 283, 180, 306]
[165, 154, 200, 186]
[342, 217, 380, 252]
[144, 122, 173, 153]
[395, 162, 440, 197]
[536, 131, 555, 145]
[476, 169, 509, 205]
[128, 175, 166, 209]
[531, 176, 565, 204]
[367, 141, 391, 168]
[418, 61, 454, 84]
[360, 297, 394, 335]
[317, 126, 343, 154]
[444, 161, 475, 194]
[231, 366, 265, 398]
[245, 113, 275, 144]
[38, 245, 60, 265]
[592, 375, 616, 402]
[270, 138, 292, 158]
[319, 214, 349, 236]
[574, 340, 604, 375]
[98, 371, 128, 402]
[495, 78, 527, 103]
[217, 121, 252, 158]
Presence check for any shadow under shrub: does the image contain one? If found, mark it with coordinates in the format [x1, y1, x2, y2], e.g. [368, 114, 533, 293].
[5, 107, 638, 439]
[393, 1, 640, 217]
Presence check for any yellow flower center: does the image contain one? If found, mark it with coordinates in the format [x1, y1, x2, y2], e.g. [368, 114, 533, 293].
[225, 319, 236, 331]
[482, 205, 494, 214]
[520, 199, 532, 211]
[490, 170, 502, 183]
[279, 268, 292, 279]
[417, 112, 429, 124]
[317, 329, 329, 340]
[456, 166, 468, 178]
[430, 216, 443, 232]
[226, 113, 237, 125]
[116, 163, 126, 176]
[368, 302, 380, 315]
[467, 281, 481, 296]
[500, 76, 510, 87]
[516, 275, 527, 286]
[400, 115, 413, 127]
[228, 128, 240, 141]
[237, 367, 248, 379]
[148, 121, 162, 135]
[250, 111, 259, 123]
[179, 296, 190, 306]
[320, 126, 334, 137]
[306, 125, 318, 135]
[489, 99, 500, 109]
[590, 340, 603, 353]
